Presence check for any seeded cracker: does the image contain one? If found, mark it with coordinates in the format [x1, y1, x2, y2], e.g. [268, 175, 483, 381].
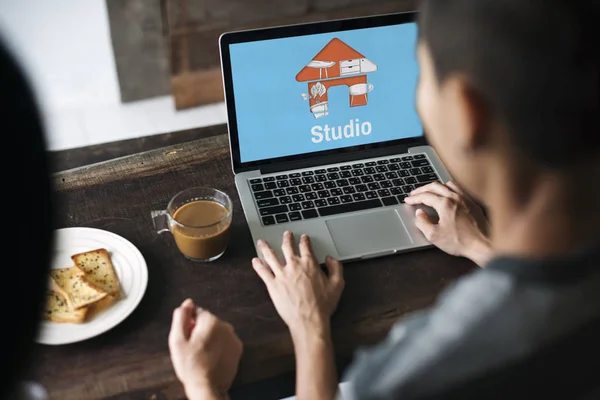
[71, 248, 121, 300]
[50, 267, 108, 310]
[43, 290, 87, 323]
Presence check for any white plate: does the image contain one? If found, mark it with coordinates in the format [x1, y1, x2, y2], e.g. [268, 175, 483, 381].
[36, 227, 148, 345]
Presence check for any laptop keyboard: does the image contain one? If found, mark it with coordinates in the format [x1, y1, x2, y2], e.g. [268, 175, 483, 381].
[249, 154, 439, 226]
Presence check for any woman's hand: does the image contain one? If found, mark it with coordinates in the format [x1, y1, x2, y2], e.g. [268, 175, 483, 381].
[405, 181, 493, 267]
[168, 299, 243, 400]
[252, 231, 344, 337]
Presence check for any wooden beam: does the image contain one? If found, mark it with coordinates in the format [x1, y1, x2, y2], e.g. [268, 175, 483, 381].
[167, 0, 417, 109]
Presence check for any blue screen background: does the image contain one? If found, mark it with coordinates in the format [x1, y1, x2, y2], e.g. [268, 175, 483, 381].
[229, 23, 422, 163]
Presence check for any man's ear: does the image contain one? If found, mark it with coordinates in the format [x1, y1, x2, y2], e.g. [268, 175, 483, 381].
[441, 75, 489, 153]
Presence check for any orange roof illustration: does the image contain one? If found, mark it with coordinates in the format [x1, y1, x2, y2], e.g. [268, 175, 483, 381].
[296, 38, 376, 82]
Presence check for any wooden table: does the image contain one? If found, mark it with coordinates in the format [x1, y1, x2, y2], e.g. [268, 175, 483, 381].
[31, 133, 476, 400]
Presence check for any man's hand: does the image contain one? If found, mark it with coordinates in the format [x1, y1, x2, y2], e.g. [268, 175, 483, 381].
[168, 299, 243, 400]
[405, 181, 493, 267]
[252, 231, 344, 337]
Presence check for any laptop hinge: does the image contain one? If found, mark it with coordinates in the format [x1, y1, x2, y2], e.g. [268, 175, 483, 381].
[260, 144, 409, 175]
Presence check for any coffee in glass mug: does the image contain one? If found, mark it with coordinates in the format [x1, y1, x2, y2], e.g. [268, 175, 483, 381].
[152, 187, 233, 262]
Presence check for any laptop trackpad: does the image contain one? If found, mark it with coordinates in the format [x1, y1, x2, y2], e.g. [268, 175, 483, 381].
[325, 209, 412, 258]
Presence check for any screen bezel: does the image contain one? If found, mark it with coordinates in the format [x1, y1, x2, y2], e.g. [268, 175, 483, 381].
[219, 11, 425, 174]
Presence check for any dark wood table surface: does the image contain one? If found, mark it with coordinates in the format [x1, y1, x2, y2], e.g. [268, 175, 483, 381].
[31, 132, 476, 400]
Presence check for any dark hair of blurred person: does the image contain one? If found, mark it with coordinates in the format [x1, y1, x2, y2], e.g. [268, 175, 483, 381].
[0, 37, 53, 398]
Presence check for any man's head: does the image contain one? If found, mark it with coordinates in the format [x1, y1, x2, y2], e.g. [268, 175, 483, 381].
[416, 0, 600, 200]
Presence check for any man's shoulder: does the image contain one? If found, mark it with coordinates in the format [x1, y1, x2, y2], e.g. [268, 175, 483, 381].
[343, 261, 600, 400]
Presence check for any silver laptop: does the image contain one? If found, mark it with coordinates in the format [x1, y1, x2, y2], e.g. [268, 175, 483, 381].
[219, 12, 451, 264]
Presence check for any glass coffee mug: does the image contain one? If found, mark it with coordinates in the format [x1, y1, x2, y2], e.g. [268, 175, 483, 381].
[152, 187, 233, 262]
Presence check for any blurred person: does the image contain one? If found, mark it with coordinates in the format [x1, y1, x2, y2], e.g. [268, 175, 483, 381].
[0, 37, 54, 399]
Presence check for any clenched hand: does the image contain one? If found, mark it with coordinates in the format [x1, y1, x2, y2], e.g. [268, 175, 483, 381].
[168, 299, 243, 400]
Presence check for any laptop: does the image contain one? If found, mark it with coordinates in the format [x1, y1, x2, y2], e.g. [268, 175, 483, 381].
[219, 11, 452, 264]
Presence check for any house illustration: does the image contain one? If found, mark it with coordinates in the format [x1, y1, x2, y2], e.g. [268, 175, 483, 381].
[296, 38, 378, 118]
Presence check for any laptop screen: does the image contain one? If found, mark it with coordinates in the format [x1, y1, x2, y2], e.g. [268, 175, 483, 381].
[229, 22, 422, 164]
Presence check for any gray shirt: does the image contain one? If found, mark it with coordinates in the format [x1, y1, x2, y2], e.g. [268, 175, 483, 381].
[342, 245, 600, 399]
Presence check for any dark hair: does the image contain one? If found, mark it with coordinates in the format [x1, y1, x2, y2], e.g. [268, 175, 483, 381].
[0, 39, 53, 397]
[419, 0, 600, 168]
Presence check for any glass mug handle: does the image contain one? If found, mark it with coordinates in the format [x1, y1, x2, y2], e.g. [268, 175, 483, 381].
[151, 210, 171, 234]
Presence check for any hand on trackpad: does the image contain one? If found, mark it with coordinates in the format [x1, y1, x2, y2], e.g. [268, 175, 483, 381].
[414, 204, 439, 223]
[325, 209, 413, 258]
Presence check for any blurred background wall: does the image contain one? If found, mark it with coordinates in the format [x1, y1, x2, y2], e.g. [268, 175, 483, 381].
[0, 0, 415, 150]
